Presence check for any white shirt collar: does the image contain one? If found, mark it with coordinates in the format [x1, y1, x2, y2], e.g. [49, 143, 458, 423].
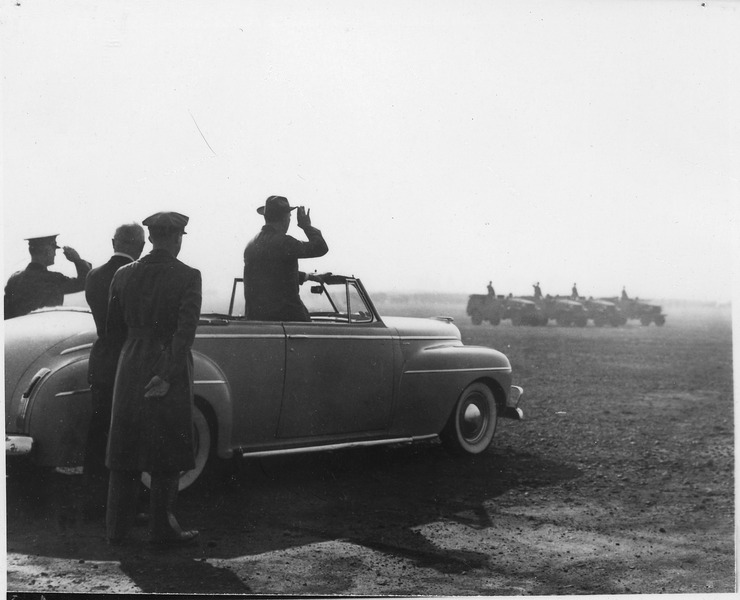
[113, 252, 136, 261]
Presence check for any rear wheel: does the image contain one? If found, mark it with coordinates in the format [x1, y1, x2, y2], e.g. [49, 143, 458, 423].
[470, 310, 483, 325]
[440, 382, 498, 455]
[141, 403, 212, 492]
[655, 315, 666, 326]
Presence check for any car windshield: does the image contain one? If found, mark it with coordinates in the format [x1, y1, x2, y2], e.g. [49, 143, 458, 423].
[227, 276, 375, 323]
[301, 278, 374, 323]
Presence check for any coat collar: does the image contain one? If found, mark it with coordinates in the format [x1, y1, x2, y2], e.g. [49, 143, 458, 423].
[141, 248, 178, 263]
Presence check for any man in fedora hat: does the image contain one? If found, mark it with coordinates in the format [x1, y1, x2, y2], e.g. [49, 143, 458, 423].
[243, 195, 328, 321]
[105, 211, 201, 546]
[4, 234, 92, 319]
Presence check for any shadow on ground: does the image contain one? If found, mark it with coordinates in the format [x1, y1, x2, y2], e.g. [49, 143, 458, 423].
[6, 442, 580, 594]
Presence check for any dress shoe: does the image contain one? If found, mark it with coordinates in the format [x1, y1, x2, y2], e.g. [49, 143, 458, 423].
[150, 529, 199, 545]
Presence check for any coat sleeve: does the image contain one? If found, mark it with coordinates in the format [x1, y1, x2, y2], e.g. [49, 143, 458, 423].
[105, 269, 128, 349]
[58, 259, 93, 294]
[153, 269, 203, 382]
[284, 226, 328, 260]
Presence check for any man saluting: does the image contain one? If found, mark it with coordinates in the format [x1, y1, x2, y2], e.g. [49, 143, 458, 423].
[4, 234, 91, 319]
[243, 195, 328, 321]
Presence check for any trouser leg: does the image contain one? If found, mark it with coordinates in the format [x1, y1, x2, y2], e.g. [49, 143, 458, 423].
[83, 384, 113, 515]
[149, 471, 198, 543]
[106, 470, 140, 543]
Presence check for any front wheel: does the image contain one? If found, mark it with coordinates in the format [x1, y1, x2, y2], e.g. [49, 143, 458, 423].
[470, 310, 483, 325]
[440, 382, 498, 455]
[142, 403, 212, 492]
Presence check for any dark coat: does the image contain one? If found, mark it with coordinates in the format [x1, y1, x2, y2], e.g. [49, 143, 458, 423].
[243, 223, 328, 321]
[105, 249, 202, 472]
[85, 254, 133, 387]
[4, 259, 91, 319]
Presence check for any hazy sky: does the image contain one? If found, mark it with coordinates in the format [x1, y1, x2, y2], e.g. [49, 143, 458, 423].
[2, 0, 738, 311]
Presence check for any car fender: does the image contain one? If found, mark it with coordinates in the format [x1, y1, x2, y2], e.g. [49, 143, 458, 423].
[192, 349, 235, 460]
[393, 342, 512, 436]
[25, 353, 92, 467]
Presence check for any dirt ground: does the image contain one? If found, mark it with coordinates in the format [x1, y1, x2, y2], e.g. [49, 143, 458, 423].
[4, 304, 735, 596]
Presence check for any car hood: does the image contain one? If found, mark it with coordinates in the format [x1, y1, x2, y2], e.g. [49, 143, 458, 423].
[4, 309, 96, 400]
[382, 316, 462, 340]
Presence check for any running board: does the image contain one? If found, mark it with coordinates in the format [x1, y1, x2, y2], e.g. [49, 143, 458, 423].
[239, 434, 439, 459]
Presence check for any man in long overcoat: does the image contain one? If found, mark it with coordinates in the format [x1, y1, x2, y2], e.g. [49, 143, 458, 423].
[105, 211, 201, 545]
[243, 195, 328, 321]
[4, 234, 91, 319]
[82, 223, 146, 516]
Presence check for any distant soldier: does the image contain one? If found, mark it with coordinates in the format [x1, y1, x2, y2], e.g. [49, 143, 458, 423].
[487, 281, 495, 296]
[571, 283, 579, 300]
[533, 282, 542, 300]
[621, 286, 629, 301]
[4, 234, 91, 319]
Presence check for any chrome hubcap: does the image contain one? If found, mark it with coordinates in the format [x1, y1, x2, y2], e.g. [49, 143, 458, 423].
[460, 395, 487, 442]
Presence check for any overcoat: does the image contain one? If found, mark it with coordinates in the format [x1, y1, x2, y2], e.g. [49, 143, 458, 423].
[105, 249, 202, 472]
[85, 254, 133, 386]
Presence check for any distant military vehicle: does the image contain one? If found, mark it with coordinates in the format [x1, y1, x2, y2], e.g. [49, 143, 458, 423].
[535, 296, 588, 327]
[582, 298, 627, 327]
[505, 296, 548, 326]
[466, 294, 504, 325]
[603, 297, 666, 326]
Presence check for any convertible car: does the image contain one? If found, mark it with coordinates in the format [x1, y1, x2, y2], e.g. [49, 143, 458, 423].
[5, 274, 523, 490]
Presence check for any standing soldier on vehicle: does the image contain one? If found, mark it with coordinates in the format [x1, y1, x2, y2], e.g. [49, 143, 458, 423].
[4, 234, 92, 319]
[571, 283, 579, 300]
[82, 223, 146, 518]
[244, 195, 328, 321]
[533, 282, 542, 300]
[487, 281, 495, 296]
[105, 212, 201, 546]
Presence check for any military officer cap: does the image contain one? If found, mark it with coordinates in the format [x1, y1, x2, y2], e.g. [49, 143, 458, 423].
[24, 234, 60, 249]
[142, 211, 189, 233]
[257, 196, 297, 220]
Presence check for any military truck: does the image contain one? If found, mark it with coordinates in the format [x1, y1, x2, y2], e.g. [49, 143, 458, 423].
[536, 296, 588, 327]
[466, 294, 504, 325]
[582, 298, 627, 327]
[505, 296, 548, 326]
[603, 297, 666, 326]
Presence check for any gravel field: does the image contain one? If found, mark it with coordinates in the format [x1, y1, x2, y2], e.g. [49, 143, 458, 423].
[4, 303, 735, 596]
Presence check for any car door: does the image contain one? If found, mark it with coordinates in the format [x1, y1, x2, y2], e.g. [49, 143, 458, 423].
[278, 282, 395, 439]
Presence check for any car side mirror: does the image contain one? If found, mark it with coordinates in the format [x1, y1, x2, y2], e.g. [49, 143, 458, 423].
[311, 285, 323, 295]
